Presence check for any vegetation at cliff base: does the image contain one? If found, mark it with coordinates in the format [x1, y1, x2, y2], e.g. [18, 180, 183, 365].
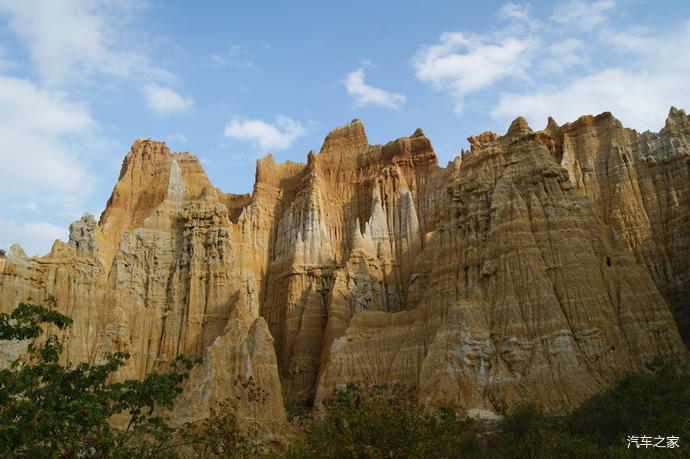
[286, 384, 482, 458]
[1, 298, 688, 457]
[0, 297, 195, 457]
[286, 360, 690, 458]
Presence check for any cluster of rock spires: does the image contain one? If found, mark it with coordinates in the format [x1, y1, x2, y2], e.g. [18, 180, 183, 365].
[1, 108, 689, 426]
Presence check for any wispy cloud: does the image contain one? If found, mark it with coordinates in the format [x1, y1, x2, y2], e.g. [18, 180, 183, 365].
[551, 0, 616, 30]
[344, 67, 406, 109]
[492, 5, 690, 131]
[0, 74, 96, 197]
[541, 38, 589, 73]
[208, 44, 256, 70]
[411, 30, 536, 113]
[144, 84, 194, 115]
[224, 115, 306, 152]
[0, 217, 68, 257]
[0, 0, 192, 254]
[411, 0, 689, 131]
[0, 0, 169, 86]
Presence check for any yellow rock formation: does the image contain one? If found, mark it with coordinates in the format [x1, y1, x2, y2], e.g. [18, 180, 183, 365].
[1, 110, 688, 425]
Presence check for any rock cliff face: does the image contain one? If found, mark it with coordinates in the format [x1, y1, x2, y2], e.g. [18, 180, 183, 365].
[1, 110, 688, 424]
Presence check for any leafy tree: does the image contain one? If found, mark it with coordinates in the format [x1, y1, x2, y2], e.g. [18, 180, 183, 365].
[567, 356, 690, 454]
[494, 357, 690, 458]
[493, 403, 600, 459]
[288, 383, 484, 458]
[0, 297, 195, 457]
[289, 360, 690, 458]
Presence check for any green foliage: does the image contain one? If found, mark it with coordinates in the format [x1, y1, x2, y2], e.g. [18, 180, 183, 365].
[0, 299, 195, 457]
[0, 296, 72, 341]
[494, 404, 600, 458]
[289, 359, 690, 458]
[179, 375, 271, 457]
[2, 297, 687, 458]
[288, 383, 483, 458]
[568, 356, 690, 446]
[494, 356, 690, 458]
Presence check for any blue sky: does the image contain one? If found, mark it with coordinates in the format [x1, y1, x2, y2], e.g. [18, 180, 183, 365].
[1, 0, 689, 256]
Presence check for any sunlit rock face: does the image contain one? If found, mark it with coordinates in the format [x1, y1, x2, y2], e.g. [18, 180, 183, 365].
[0, 109, 688, 424]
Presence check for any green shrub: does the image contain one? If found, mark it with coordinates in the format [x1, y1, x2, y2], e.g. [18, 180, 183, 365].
[495, 357, 690, 458]
[178, 375, 271, 457]
[0, 298, 195, 457]
[568, 356, 690, 453]
[288, 383, 484, 458]
[494, 403, 600, 458]
[289, 358, 690, 458]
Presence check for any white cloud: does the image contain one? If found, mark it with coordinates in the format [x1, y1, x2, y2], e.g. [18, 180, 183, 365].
[498, 2, 541, 31]
[344, 68, 406, 109]
[0, 75, 96, 196]
[499, 3, 531, 22]
[492, 20, 690, 132]
[224, 115, 306, 151]
[0, 217, 68, 257]
[411, 31, 537, 113]
[0, 0, 191, 255]
[541, 39, 588, 72]
[144, 84, 194, 115]
[410, 1, 687, 132]
[208, 44, 256, 70]
[551, 0, 616, 30]
[0, 0, 166, 86]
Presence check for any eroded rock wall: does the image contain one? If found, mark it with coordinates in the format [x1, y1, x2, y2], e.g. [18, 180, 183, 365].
[0, 110, 688, 423]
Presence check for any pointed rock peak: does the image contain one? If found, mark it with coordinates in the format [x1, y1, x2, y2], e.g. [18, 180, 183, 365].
[198, 186, 216, 200]
[351, 217, 375, 254]
[9, 243, 26, 258]
[49, 239, 73, 256]
[594, 111, 618, 123]
[319, 119, 369, 154]
[411, 127, 426, 138]
[506, 116, 532, 137]
[353, 218, 363, 237]
[669, 106, 684, 116]
[546, 116, 560, 131]
[448, 156, 462, 170]
[665, 106, 688, 129]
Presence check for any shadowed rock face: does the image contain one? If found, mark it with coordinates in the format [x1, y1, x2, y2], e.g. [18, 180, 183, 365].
[0, 110, 688, 424]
